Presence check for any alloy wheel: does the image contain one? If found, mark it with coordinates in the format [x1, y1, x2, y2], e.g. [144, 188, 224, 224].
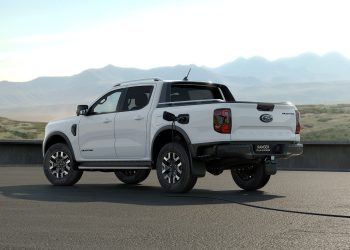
[161, 152, 183, 184]
[49, 151, 71, 179]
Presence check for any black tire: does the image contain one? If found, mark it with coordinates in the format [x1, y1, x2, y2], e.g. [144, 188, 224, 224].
[231, 164, 270, 191]
[114, 169, 151, 184]
[43, 143, 83, 186]
[156, 142, 197, 193]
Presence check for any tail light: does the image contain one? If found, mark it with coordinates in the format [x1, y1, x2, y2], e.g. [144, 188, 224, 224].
[295, 110, 301, 134]
[213, 108, 231, 134]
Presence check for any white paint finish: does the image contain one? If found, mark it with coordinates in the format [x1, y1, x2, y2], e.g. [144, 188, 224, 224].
[114, 107, 151, 159]
[230, 102, 299, 141]
[151, 103, 231, 145]
[78, 113, 117, 159]
[114, 83, 158, 160]
[44, 79, 301, 163]
[43, 116, 81, 158]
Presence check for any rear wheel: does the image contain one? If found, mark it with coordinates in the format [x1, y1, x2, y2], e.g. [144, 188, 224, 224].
[156, 142, 197, 193]
[231, 164, 270, 191]
[43, 143, 83, 186]
[114, 169, 151, 184]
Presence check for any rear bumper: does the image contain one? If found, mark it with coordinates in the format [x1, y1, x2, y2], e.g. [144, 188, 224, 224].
[192, 142, 303, 160]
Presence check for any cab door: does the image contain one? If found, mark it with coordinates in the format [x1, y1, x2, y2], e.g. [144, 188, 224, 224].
[78, 90, 122, 160]
[114, 85, 154, 159]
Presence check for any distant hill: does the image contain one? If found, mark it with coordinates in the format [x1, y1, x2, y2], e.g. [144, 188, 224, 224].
[1, 53, 350, 122]
[214, 52, 350, 82]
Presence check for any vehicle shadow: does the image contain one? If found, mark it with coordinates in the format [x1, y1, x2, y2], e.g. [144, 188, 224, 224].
[0, 184, 285, 206]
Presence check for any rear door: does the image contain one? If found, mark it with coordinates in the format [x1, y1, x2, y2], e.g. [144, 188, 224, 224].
[114, 85, 154, 159]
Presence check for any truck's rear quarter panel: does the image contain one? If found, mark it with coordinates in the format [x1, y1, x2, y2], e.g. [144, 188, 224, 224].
[151, 103, 231, 144]
[152, 102, 300, 146]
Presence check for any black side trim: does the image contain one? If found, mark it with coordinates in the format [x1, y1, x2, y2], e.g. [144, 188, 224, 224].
[230, 101, 289, 105]
[71, 124, 77, 136]
[78, 161, 152, 169]
[157, 99, 224, 108]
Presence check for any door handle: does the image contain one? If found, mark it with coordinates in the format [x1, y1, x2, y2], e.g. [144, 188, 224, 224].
[103, 119, 112, 124]
[134, 115, 144, 120]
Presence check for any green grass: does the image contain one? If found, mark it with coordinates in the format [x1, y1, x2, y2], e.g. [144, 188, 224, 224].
[297, 104, 350, 142]
[0, 104, 349, 141]
[0, 117, 46, 140]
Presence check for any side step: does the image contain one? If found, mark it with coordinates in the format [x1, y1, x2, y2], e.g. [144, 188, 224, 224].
[78, 161, 152, 170]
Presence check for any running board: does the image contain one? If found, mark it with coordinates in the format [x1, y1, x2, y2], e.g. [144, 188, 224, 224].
[78, 161, 152, 170]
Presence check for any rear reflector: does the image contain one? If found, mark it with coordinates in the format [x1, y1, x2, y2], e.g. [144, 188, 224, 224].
[213, 108, 232, 134]
[295, 110, 301, 134]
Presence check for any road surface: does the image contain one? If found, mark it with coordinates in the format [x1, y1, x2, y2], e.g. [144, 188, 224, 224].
[1, 166, 350, 249]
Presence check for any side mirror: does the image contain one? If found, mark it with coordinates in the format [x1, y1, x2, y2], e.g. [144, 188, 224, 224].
[76, 105, 89, 116]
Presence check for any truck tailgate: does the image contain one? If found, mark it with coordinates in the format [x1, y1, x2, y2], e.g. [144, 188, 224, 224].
[229, 102, 299, 142]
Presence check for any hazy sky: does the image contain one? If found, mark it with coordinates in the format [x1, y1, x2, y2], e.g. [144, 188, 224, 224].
[1, 0, 350, 81]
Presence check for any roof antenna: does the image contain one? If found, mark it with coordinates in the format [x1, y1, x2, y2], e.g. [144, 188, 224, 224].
[183, 68, 191, 81]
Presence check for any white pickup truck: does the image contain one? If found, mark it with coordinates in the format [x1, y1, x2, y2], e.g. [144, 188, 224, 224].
[43, 78, 303, 193]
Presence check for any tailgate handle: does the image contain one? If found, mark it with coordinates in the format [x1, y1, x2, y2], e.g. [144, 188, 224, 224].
[257, 103, 275, 111]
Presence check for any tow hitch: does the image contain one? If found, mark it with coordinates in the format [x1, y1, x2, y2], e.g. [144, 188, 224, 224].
[265, 156, 277, 175]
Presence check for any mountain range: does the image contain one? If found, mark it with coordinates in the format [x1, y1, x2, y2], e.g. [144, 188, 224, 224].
[1, 52, 350, 122]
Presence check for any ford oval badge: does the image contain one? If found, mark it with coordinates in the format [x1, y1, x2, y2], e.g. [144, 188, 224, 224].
[260, 114, 273, 123]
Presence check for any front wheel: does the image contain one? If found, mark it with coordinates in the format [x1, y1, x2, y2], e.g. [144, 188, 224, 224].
[156, 143, 197, 193]
[43, 143, 83, 186]
[231, 164, 270, 191]
[114, 169, 151, 184]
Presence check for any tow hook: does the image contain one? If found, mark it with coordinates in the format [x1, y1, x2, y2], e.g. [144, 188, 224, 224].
[265, 156, 277, 175]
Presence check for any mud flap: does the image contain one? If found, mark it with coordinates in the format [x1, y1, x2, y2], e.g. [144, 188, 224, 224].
[191, 159, 206, 177]
[265, 162, 277, 175]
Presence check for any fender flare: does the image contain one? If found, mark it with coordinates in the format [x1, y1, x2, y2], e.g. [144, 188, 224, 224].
[43, 132, 76, 161]
[152, 125, 206, 177]
[152, 125, 192, 152]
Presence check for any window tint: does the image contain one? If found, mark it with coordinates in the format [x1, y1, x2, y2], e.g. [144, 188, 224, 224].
[90, 91, 122, 114]
[121, 86, 154, 111]
[170, 84, 223, 102]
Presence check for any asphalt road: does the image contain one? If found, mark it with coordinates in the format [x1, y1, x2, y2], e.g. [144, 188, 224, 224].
[1, 166, 350, 250]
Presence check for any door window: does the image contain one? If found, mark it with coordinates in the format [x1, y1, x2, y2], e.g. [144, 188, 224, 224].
[90, 91, 122, 115]
[121, 86, 154, 112]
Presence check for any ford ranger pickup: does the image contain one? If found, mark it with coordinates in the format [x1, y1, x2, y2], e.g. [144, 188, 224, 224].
[43, 78, 303, 193]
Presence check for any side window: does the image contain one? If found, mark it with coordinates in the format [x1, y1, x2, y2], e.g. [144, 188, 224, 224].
[170, 84, 223, 102]
[90, 91, 122, 115]
[121, 86, 154, 112]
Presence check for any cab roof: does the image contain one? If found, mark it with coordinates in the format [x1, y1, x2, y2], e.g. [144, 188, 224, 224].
[113, 78, 221, 88]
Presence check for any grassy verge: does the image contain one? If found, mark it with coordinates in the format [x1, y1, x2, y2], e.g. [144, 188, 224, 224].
[0, 117, 46, 140]
[297, 104, 350, 141]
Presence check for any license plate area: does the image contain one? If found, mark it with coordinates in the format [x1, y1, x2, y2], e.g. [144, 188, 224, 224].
[253, 144, 283, 154]
[254, 144, 271, 154]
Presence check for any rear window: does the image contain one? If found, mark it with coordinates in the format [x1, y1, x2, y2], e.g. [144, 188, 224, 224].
[170, 84, 224, 102]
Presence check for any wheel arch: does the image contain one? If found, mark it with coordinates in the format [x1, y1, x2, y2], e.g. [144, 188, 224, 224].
[151, 126, 192, 164]
[151, 126, 205, 177]
[43, 132, 76, 161]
